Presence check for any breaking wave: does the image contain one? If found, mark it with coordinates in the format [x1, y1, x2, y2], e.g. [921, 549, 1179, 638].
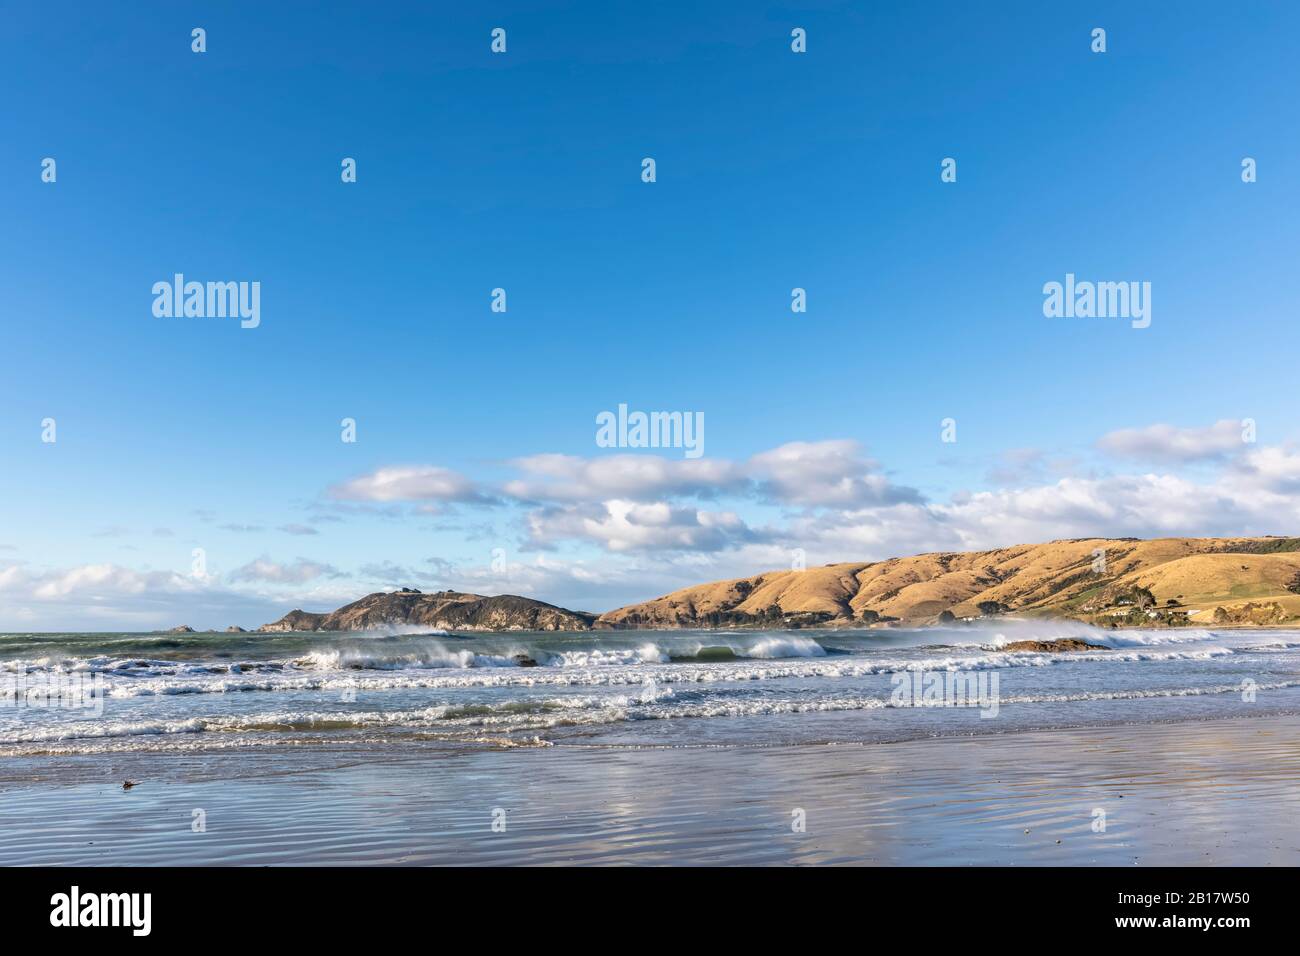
[6, 625, 1299, 755]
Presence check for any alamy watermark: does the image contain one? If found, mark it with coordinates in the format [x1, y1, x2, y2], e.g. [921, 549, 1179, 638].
[152, 274, 261, 329]
[2, 672, 105, 717]
[890, 669, 1000, 718]
[50, 886, 151, 936]
[1043, 273, 1150, 329]
[596, 403, 704, 458]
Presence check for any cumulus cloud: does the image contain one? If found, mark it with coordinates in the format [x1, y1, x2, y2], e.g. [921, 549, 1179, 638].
[748, 440, 921, 508]
[505, 453, 746, 503]
[1097, 419, 1250, 463]
[283, 449, 1300, 598]
[503, 439, 917, 509]
[783, 457, 1300, 563]
[1228, 445, 1300, 495]
[14, 426, 1300, 629]
[523, 500, 764, 553]
[932, 474, 1242, 547]
[24, 563, 176, 600]
[227, 557, 343, 584]
[312, 437, 1299, 562]
[337, 440, 914, 512]
[329, 465, 496, 505]
[0, 562, 291, 631]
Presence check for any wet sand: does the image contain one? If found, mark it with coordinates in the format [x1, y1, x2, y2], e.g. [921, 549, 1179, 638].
[2, 714, 1298, 865]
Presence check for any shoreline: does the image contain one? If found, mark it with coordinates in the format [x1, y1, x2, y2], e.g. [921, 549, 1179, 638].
[3, 712, 1298, 865]
[9, 619, 1300, 635]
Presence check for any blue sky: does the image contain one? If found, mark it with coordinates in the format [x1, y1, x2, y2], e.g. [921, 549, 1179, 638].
[3, 1, 1299, 629]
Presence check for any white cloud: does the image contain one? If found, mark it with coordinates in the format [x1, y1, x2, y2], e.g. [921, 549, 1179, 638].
[342, 440, 914, 511]
[748, 440, 921, 507]
[785, 460, 1300, 563]
[524, 500, 763, 553]
[0, 562, 289, 631]
[12, 428, 1300, 629]
[1097, 419, 1249, 463]
[504, 440, 916, 509]
[329, 465, 494, 505]
[1229, 445, 1300, 495]
[227, 557, 343, 584]
[505, 453, 746, 502]
[27, 563, 178, 600]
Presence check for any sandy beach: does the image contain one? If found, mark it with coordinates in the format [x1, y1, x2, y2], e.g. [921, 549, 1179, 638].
[3, 713, 1297, 866]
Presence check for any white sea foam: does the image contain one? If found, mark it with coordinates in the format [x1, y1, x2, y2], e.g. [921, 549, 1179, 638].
[1094, 628, 1220, 647]
[300, 646, 518, 670]
[349, 625, 451, 637]
[0, 649, 1246, 722]
[25, 643, 1228, 700]
[736, 636, 826, 658]
[551, 644, 671, 667]
[7, 626, 1299, 756]
[8, 677, 1297, 748]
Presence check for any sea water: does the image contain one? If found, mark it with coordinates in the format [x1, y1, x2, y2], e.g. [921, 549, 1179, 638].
[3, 622, 1299, 756]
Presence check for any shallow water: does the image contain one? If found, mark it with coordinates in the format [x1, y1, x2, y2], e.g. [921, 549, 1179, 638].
[3, 621, 1298, 757]
[3, 716, 1298, 865]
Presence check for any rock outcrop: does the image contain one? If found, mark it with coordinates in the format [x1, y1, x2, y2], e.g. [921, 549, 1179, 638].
[998, 639, 1108, 652]
[257, 609, 328, 633]
[258, 589, 595, 633]
[1212, 601, 1289, 626]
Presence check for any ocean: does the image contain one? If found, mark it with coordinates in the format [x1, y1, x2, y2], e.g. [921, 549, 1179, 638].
[4, 621, 1299, 757]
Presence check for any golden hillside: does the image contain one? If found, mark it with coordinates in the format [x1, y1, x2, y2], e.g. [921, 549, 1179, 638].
[595, 537, 1300, 628]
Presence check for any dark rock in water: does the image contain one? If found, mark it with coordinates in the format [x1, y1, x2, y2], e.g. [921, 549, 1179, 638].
[166, 625, 195, 634]
[999, 638, 1108, 652]
[512, 654, 540, 667]
[225, 625, 247, 633]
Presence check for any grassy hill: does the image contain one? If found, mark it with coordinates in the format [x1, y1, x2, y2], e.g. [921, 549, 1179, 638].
[595, 537, 1300, 628]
